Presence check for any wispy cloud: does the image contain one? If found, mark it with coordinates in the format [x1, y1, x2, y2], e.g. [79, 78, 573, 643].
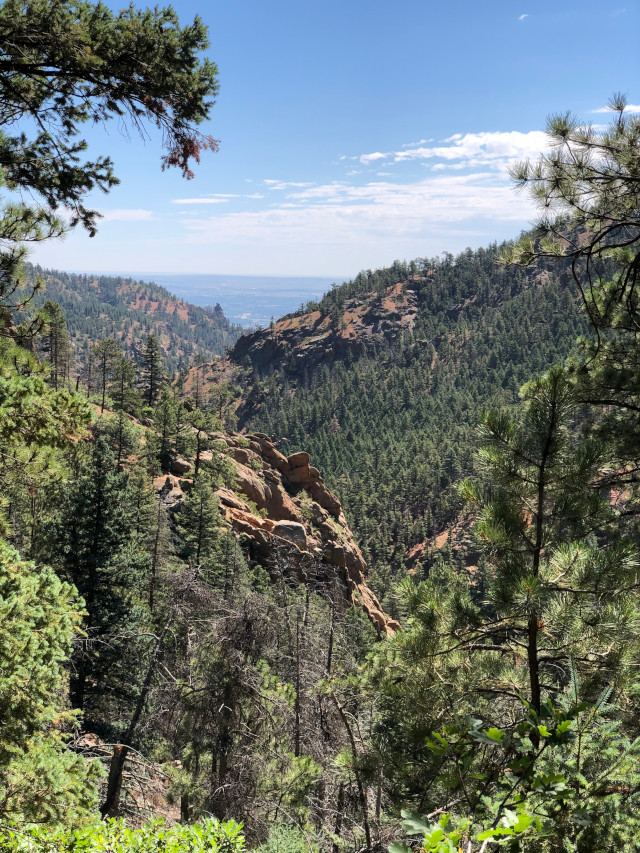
[173, 198, 230, 205]
[100, 209, 154, 221]
[518, 13, 528, 20]
[263, 180, 314, 190]
[179, 172, 536, 263]
[360, 152, 387, 165]
[171, 192, 264, 204]
[400, 138, 434, 148]
[359, 130, 549, 170]
[592, 103, 640, 114]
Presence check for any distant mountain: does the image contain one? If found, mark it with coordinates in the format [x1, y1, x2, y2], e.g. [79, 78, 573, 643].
[26, 265, 244, 371]
[228, 242, 588, 614]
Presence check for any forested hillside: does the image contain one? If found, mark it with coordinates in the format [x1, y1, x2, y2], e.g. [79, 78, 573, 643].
[24, 265, 243, 371]
[234, 243, 587, 612]
[1, 0, 640, 844]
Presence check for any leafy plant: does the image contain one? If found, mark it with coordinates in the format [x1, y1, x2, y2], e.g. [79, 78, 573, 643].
[0, 817, 245, 852]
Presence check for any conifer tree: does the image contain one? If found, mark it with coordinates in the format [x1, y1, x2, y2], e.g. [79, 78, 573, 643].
[93, 338, 122, 413]
[45, 438, 149, 715]
[39, 300, 71, 390]
[176, 474, 221, 578]
[110, 354, 141, 416]
[149, 391, 177, 471]
[141, 333, 165, 406]
[0, 542, 98, 825]
[0, 0, 219, 305]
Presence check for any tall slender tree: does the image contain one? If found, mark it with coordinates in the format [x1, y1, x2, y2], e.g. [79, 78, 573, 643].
[93, 338, 122, 413]
[141, 334, 165, 407]
[39, 300, 71, 390]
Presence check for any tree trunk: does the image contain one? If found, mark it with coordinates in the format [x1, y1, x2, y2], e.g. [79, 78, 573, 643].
[100, 618, 171, 818]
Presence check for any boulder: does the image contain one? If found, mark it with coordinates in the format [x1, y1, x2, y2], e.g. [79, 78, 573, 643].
[273, 521, 308, 551]
[262, 484, 301, 521]
[171, 458, 192, 476]
[215, 487, 249, 512]
[154, 474, 185, 510]
[249, 435, 289, 471]
[231, 447, 252, 465]
[287, 465, 311, 486]
[323, 542, 346, 568]
[288, 451, 310, 469]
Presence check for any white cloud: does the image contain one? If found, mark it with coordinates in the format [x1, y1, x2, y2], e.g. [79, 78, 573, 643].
[178, 172, 536, 267]
[358, 130, 549, 171]
[171, 192, 264, 204]
[172, 198, 230, 204]
[518, 13, 528, 20]
[42, 127, 552, 275]
[360, 151, 387, 165]
[401, 138, 433, 147]
[100, 209, 154, 221]
[592, 103, 640, 114]
[263, 180, 314, 190]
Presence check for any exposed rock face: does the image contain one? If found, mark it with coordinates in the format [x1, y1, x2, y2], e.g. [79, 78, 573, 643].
[155, 431, 399, 636]
[231, 280, 419, 383]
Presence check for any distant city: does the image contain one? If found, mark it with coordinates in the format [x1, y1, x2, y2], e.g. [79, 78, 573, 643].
[123, 273, 346, 328]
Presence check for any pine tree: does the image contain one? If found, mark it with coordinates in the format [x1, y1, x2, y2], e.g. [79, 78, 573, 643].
[0, 0, 219, 306]
[0, 542, 99, 825]
[176, 474, 222, 578]
[39, 300, 71, 390]
[93, 338, 122, 413]
[141, 334, 165, 406]
[45, 438, 149, 715]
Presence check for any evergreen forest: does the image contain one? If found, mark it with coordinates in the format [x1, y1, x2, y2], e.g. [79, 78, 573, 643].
[21, 265, 243, 373]
[1, 0, 640, 851]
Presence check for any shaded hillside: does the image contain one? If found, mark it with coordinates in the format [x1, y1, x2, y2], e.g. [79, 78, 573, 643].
[230, 243, 588, 610]
[26, 265, 243, 371]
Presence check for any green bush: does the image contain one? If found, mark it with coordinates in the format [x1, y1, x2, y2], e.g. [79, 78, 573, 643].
[0, 818, 245, 852]
[255, 824, 317, 853]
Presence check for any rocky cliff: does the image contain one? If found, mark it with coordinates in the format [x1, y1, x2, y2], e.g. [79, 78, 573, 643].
[231, 279, 420, 380]
[154, 430, 399, 637]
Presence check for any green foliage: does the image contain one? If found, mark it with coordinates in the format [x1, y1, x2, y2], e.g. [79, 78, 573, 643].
[93, 413, 141, 466]
[0, 341, 90, 451]
[0, 817, 245, 852]
[141, 334, 166, 407]
[23, 266, 242, 371]
[506, 94, 639, 331]
[0, 0, 219, 241]
[389, 694, 640, 852]
[255, 824, 318, 853]
[0, 542, 98, 825]
[42, 438, 151, 718]
[241, 243, 587, 604]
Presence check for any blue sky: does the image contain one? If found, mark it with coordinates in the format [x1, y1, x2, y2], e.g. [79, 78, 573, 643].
[31, 0, 639, 278]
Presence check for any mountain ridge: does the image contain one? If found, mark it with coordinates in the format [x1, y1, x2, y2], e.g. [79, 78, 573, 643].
[24, 264, 244, 371]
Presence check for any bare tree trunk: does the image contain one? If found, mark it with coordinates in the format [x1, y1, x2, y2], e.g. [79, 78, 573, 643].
[330, 687, 372, 852]
[333, 782, 345, 853]
[100, 617, 172, 818]
[294, 611, 301, 757]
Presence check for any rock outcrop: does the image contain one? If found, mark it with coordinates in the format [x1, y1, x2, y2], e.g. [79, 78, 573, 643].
[231, 280, 420, 382]
[155, 431, 399, 637]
